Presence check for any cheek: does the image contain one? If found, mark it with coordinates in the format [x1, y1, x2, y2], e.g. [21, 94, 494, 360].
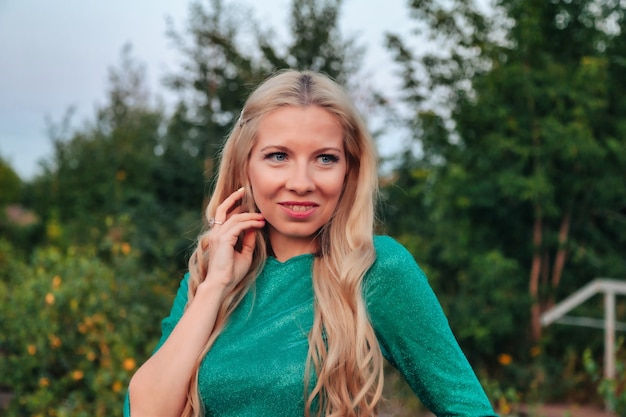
[245, 172, 261, 211]
[329, 171, 347, 198]
[247, 176, 271, 212]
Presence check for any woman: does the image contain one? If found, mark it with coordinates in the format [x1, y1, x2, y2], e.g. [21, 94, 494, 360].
[126, 70, 498, 417]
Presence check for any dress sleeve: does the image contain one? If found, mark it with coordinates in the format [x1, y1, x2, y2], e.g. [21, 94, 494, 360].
[153, 273, 190, 351]
[364, 237, 498, 417]
[123, 274, 190, 417]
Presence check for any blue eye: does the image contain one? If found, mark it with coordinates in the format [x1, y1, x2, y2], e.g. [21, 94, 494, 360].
[318, 154, 339, 164]
[266, 152, 287, 162]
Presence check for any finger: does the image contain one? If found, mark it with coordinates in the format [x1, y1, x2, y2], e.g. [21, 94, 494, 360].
[208, 213, 264, 245]
[214, 187, 246, 223]
[227, 206, 243, 217]
[222, 213, 265, 238]
[206, 214, 264, 281]
[209, 206, 243, 230]
[243, 220, 258, 242]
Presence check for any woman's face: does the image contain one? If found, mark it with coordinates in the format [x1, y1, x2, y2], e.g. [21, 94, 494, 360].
[247, 105, 347, 261]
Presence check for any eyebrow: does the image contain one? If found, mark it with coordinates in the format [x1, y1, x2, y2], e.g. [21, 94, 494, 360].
[257, 145, 343, 153]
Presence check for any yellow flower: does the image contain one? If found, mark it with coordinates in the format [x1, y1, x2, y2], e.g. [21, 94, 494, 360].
[71, 370, 84, 380]
[123, 358, 136, 371]
[52, 275, 62, 289]
[498, 353, 513, 366]
[530, 346, 541, 357]
[498, 397, 511, 414]
[112, 380, 123, 393]
[99, 342, 111, 357]
[39, 377, 50, 387]
[45, 293, 55, 305]
[49, 334, 61, 349]
[86, 351, 97, 361]
[121, 242, 131, 255]
[27, 344, 37, 355]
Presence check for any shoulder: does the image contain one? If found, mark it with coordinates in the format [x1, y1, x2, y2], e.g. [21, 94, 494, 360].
[364, 236, 443, 335]
[370, 235, 424, 277]
[372, 235, 414, 261]
[365, 236, 427, 293]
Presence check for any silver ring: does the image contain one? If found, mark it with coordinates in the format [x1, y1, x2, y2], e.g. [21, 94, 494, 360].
[208, 218, 224, 228]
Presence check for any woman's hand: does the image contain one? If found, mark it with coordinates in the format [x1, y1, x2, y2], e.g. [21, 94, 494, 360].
[128, 187, 263, 417]
[202, 187, 265, 292]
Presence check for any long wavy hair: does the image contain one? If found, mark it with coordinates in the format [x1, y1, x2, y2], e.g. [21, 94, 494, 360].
[184, 70, 383, 417]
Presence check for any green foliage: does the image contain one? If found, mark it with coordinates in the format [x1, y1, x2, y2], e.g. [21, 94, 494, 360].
[584, 339, 626, 415]
[5, 0, 624, 412]
[381, 362, 428, 416]
[382, 0, 626, 404]
[0, 157, 39, 259]
[283, 0, 363, 85]
[22, 46, 201, 274]
[0, 155, 21, 206]
[0, 1, 378, 415]
[42, 46, 164, 227]
[164, 0, 367, 173]
[479, 375, 522, 416]
[0, 240, 173, 417]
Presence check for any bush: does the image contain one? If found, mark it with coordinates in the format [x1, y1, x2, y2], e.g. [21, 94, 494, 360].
[584, 338, 626, 415]
[0, 242, 174, 417]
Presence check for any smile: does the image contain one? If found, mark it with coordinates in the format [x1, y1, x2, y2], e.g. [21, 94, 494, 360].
[279, 203, 318, 218]
[282, 204, 314, 212]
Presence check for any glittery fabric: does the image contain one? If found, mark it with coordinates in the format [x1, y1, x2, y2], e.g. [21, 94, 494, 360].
[124, 236, 498, 416]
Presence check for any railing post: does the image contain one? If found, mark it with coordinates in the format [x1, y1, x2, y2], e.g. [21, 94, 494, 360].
[540, 279, 626, 413]
[604, 289, 616, 412]
[604, 289, 615, 380]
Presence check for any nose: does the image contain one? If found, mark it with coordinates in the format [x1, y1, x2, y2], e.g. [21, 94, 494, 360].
[285, 163, 315, 194]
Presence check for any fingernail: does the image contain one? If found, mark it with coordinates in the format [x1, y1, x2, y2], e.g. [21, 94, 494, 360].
[237, 186, 245, 192]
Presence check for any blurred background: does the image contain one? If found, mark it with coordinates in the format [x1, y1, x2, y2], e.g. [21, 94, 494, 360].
[0, 0, 625, 416]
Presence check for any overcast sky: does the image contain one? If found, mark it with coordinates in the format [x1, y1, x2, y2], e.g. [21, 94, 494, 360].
[0, 0, 414, 180]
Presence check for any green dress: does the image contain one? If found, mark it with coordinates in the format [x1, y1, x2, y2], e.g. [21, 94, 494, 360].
[124, 236, 498, 416]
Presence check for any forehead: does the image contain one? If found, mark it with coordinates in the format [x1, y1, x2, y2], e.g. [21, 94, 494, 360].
[253, 105, 344, 148]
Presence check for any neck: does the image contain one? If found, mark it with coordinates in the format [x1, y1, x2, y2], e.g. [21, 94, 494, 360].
[267, 236, 319, 263]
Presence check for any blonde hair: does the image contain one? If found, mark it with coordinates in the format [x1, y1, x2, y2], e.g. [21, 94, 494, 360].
[184, 70, 383, 416]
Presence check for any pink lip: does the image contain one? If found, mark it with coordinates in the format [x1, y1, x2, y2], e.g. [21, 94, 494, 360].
[278, 202, 318, 219]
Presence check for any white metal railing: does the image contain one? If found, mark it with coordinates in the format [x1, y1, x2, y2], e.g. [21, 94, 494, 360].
[540, 278, 626, 380]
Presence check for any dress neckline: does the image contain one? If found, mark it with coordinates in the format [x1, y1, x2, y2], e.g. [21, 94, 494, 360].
[266, 252, 315, 266]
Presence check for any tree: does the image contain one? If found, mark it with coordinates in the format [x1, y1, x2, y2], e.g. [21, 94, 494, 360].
[36, 45, 161, 222]
[23, 46, 198, 273]
[384, 0, 626, 367]
[0, 155, 21, 206]
[164, 0, 366, 179]
[0, 157, 35, 258]
[262, 0, 363, 85]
